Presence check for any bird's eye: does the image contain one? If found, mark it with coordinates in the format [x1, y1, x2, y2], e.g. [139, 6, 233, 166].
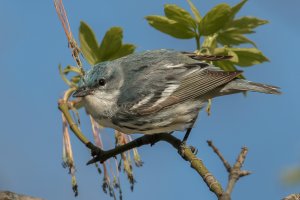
[98, 78, 106, 86]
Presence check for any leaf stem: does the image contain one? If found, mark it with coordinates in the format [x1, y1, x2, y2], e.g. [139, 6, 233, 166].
[195, 34, 201, 50]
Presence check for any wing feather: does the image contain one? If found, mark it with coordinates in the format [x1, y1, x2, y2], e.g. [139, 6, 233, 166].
[181, 52, 233, 61]
[137, 68, 242, 115]
[116, 50, 242, 116]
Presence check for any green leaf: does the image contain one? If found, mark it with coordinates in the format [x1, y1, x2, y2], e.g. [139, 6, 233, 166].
[108, 44, 136, 61]
[230, 48, 269, 67]
[213, 47, 238, 63]
[224, 0, 248, 28]
[164, 4, 196, 28]
[214, 60, 237, 71]
[186, 0, 202, 22]
[217, 31, 257, 47]
[227, 49, 239, 63]
[97, 27, 123, 62]
[230, 17, 269, 29]
[213, 47, 226, 55]
[202, 35, 217, 50]
[79, 22, 135, 65]
[79, 21, 99, 65]
[145, 16, 196, 39]
[214, 61, 245, 79]
[198, 3, 232, 36]
[230, 0, 248, 19]
[224, 27, 255, 34]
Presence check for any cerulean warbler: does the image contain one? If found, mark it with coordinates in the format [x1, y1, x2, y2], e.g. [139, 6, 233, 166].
[73, 49, 280, 135]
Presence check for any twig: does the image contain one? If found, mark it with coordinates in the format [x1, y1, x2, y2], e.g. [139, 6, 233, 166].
[54, 0, 84, 74]
[207, 140, 231, 172]
[207, 141, 251, 200]
[58, 90, 90, 145]
[225, 147, 250, 197]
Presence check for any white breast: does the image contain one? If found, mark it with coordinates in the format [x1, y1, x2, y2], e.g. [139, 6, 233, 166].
[83, 90, 119, 119]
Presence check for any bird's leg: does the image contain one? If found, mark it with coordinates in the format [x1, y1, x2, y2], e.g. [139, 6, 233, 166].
[182, 115, 198, 144]
[180, 128, 198, 156]
[182, 128, 192, 144]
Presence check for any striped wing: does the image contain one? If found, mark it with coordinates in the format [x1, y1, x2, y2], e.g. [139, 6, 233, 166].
[181, 52, 233, 61]
[133, 66, 242, 115]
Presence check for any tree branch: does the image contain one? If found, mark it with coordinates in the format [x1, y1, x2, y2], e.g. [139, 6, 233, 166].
[207, 141, 251, 200]
[86, 133, 224, 198]
[207, 140, 231, 172]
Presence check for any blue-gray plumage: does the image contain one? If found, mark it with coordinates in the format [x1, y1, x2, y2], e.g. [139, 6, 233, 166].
[73, 49, 280, 135]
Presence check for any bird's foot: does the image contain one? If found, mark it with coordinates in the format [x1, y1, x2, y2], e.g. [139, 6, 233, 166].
[190, 145, 198, 155]
[86, 142, 106, 165]
[178, 142, 198, 159]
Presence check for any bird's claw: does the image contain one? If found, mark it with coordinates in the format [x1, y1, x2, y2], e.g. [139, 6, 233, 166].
[86, 142, 105, 165]
[179, 142, 198, 159]
[87, 150, 105, 165]
[190, 146, 198, 155]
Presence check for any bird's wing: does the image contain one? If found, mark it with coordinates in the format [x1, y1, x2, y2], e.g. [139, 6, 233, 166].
[118, 62, 242, 116]
[181, 52, 233, 61]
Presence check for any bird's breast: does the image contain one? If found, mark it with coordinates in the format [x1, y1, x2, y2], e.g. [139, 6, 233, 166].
[83, 94, 118, 120]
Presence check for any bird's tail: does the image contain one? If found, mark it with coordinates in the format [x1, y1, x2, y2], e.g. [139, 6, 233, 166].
[221, 79, 281, 95]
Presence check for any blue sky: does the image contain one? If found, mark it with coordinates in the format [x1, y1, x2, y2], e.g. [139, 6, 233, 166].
[0, 0, 299, 199]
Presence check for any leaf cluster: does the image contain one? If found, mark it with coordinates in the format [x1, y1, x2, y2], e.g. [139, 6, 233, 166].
[79, 22, 136, 65]
[145, 0, 269, 75]
[60, 22, 136, 87]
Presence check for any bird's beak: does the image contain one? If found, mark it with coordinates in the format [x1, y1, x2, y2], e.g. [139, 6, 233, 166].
[73, 87, 93, 97]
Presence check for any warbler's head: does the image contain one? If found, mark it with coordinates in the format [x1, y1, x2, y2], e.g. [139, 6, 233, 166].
[72, 62, 123, 99]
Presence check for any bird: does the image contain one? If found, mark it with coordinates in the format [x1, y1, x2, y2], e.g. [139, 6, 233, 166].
[73, 49, 280, 139]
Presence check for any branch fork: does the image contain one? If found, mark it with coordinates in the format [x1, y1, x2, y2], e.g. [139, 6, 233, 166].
[207, 141, 251, 200]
